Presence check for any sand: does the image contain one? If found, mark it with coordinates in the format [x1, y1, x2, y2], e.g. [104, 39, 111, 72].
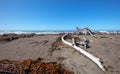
[0, 34, 120, 74]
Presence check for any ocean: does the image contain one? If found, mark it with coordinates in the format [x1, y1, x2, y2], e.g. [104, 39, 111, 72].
[0, 30, 75, 35]
[0, 30, 120, 35]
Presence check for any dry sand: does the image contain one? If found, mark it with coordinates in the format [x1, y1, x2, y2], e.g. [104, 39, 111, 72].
[0, 34, 120, 74]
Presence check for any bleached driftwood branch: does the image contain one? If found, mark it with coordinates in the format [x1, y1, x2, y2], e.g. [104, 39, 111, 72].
[61, 33, 105, 71]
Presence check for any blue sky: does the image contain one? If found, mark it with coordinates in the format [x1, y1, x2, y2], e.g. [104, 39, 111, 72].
[0, 0, 120, 30]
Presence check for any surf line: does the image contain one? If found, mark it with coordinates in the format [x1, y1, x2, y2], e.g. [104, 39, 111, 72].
[61, 33, 105, 71]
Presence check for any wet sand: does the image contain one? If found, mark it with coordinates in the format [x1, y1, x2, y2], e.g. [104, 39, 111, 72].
[0, 34, 120, 74]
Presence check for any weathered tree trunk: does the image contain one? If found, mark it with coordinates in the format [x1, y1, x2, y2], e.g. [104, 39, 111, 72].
[61, 33, 105, 71]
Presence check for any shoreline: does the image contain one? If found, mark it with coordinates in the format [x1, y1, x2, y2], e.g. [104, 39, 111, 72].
[0, 33, 120, 74]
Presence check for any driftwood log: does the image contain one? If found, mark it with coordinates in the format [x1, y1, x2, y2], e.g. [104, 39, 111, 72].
[75, 27, 95, 37]
[61, 33, 105, 71]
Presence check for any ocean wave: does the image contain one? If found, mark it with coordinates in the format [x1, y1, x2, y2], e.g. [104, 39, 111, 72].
[0, 30, 74, 35]
[0, 30, 119, 35]
[98, 30, 120, 34]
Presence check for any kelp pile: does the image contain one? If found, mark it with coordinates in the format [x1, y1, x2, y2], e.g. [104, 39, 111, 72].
[0, 33, 36, 42]
[50, 36, 63, 52]
[0, 59, 73, 74]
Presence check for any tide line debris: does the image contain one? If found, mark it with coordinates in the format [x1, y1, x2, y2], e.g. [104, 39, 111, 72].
[0, 59, 73, 74]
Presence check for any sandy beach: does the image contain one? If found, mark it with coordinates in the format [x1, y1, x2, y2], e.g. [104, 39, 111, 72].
[0, 34, 120, 74]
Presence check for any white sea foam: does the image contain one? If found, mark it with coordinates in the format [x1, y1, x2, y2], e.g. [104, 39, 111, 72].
[0, 30, 119, 35]
[99, 30, 120, 34]
[0, 31, 27, 35]
[0, 30, 74, 35]
[99, 31, 110, 34]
